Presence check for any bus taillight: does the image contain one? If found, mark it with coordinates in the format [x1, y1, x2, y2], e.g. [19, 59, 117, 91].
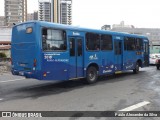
[43, 72, 47, 77]
[33, 59, 37, 67]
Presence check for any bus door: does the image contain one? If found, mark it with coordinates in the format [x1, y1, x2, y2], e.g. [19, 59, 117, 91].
[69, 37, 84, 79]
[143, 41, 149, 66]
[114, 40, 123, 71]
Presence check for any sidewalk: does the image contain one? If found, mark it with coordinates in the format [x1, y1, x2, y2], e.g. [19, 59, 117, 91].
[0, 62, 11, 75]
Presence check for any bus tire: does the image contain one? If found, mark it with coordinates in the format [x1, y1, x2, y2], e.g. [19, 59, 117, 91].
[157, 66, 160, 70]
[86, 66, 98, 84]
[133, 62, 139, 74]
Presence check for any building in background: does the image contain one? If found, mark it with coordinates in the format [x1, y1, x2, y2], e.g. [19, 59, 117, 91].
[51, 0, 60, 23]
[27, 11, 39, 21]
[112, 21, 135, 29]
[33, 11, 38, 20]
[101, 25, 111, 30]
[38, 1, 51, 22]
[4, 0, 27, 26]
[27, 13, 34, 21]
[0, 27, 11, 58]
[39, 0, 72, 25]
[60, 0, 72, 25]
[0, 16, 5, 26]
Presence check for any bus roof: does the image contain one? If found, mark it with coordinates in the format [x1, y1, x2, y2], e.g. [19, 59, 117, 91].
[13, 20, 148, 39]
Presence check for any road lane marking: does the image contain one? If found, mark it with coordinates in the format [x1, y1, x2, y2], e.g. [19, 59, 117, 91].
[119, 101, 150, 111]
[0, 78, 26, 83]
[0, 98, 3, 101]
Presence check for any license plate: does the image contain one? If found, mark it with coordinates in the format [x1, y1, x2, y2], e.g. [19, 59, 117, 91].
[19, 63, 26, 67]
[19, 72, 24, 75]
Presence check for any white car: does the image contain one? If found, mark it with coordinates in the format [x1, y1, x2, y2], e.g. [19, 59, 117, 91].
[150, 54, 160, 64]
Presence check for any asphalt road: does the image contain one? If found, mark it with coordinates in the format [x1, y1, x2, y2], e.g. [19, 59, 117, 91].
[0, 66, 160, 120]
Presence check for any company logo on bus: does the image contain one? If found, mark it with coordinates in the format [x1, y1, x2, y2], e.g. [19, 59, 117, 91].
[89, 54, 98, 60]
[116, 36, 121, 39]
[144, 39, 148, 42]
[73, 32, 80, 36]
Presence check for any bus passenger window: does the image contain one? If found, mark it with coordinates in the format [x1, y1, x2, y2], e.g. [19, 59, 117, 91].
[135, 38, 143, 50]
[42, 28, 67, 51]
[101, 34, 112, 50]
[124, 37, 135, 51]
[86, 33, 100, 51]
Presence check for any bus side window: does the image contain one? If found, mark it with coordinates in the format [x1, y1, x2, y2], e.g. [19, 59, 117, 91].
[135, 38, 143, 50]
[86, 33, 100, 51]
[124, 37, 135, 51]
[42, 28, 48, 51]
[101, 34, 112, 50]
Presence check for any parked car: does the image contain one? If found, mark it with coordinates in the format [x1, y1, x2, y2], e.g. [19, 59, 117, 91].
[149, 54, 160, 65]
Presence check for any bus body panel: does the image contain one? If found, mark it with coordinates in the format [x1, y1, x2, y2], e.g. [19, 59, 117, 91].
[100, 51, 115, 75]
[41, 52, 69, 80]
[84, 51, 101, 74]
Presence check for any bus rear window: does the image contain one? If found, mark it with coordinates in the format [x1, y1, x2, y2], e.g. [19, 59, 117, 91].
[42, 28, 67, 51]
[26, 27, 33, 33]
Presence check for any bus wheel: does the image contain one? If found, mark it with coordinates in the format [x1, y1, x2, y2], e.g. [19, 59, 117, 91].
[157, 66, 160, 70]
[86, 66, 98, 84]
[133, 62, 139, 74]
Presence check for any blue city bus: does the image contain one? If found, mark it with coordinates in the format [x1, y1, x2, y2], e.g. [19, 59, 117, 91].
[11, 21, 149, 83]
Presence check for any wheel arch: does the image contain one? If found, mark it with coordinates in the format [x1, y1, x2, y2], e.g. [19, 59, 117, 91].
[136, 59, 142, 67]
[87, 63, 99, 72]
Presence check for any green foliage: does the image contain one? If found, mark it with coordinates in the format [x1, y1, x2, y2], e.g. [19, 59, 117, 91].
[0, 53, 7, 58]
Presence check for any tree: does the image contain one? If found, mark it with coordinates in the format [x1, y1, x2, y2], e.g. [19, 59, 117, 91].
[0, 53, 7, 58]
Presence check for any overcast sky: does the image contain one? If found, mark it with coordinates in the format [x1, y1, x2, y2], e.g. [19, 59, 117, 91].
[0, 0, 160, 29]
